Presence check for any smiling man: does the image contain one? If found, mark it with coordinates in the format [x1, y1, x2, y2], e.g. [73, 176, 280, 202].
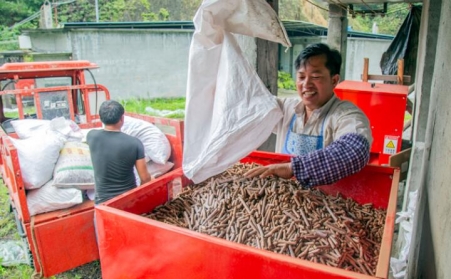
[245, 43, 372, 187]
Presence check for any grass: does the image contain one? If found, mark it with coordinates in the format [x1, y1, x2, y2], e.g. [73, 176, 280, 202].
[3, 98, 186, 120]
[0, 185, 34, 278]
[3, 107, 36, 119]
[120, 97, 185, 119]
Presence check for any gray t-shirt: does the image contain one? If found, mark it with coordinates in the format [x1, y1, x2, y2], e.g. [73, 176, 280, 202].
[86, 129, 145, 204]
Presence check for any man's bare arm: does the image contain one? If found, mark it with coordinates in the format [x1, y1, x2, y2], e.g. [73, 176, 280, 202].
[135, 158, 151, 185]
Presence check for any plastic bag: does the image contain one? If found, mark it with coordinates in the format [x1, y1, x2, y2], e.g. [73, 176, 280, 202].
[0, 240, 30, 266]
[380, 6, 422, 85]
[390, 190, 418, 278]
[182, 0, 291, 183]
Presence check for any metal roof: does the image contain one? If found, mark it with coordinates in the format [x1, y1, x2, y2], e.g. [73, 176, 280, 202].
[63, 21, 195, 30]
[62, 20, 394, 40]
[318, 0, 420, 4]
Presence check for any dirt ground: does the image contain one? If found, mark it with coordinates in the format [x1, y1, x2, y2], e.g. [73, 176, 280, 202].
[55, 261, 102, 279]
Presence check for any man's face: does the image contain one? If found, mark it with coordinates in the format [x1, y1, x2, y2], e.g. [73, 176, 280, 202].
[296, 54, 339, 111]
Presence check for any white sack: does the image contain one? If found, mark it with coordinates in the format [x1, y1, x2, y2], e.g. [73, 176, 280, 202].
[27, 179, 83, 216]
[121, 116, 171, 164]
[134, 161, 175, 185]
[11, 117, 83, 141]
[10, 129, 65, 189]
[10, 119, 49, 138]
[183, 0, 291, 183]
[49, 117, 84, 142]
[147, 161, 174, 178]
[53, 141, 95, 190]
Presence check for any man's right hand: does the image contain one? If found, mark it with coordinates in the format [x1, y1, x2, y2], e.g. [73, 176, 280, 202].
[244, 163, 293, 179]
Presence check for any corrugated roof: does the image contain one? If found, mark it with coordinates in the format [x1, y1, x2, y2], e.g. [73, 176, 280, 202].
[63, 20, 394, 40]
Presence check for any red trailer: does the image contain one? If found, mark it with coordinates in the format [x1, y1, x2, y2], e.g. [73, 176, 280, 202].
[0, 61, 184, 277]
[96, 151, 399, 279]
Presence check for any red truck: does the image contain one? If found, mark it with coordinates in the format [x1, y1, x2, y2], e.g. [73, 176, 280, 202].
[0, 61, 184, 277]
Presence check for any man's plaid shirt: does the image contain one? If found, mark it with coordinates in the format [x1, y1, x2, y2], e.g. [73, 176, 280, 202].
[291, 133, 370, 187]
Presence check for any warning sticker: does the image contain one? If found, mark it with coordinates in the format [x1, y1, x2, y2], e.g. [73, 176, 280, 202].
[383, 136, 399, 155]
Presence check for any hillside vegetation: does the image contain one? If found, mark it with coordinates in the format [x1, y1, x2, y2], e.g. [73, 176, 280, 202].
[0, 0, 413, 51]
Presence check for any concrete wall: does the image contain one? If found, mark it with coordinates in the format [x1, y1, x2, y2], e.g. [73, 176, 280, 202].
[405, 0, 450, 278]
[26, 29, 257, 100]
[279, 36, 391, 81]
[71, 29, 193, 99]
[421, 0, 451, 277]
[28, 30, 72, 53]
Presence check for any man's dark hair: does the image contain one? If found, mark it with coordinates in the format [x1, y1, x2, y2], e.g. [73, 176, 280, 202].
[99, 100, 124, 125]
[294, 43, 342, 76]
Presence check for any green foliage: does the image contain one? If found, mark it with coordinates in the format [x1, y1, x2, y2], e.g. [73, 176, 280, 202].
[56, 0, 172, 23]
[0, 185, 18, 239]
[0, 0, 33, 27]
[279, 0, 411, 36]
[348, 3, 411, 35]
[0, 263, 34, 279]
[278, 71, 296, 90]
[0, 0, 414, 53]
[158, 8, 170, 21]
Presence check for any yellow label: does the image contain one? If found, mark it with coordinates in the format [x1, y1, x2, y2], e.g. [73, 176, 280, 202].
[386, 141, 395, 149]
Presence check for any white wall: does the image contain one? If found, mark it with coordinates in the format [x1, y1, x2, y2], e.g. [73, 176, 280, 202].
[345, 38, 392, 81]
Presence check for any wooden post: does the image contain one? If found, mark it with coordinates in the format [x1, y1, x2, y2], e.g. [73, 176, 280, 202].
[327, 4, 348, 80]
[256, 0, 279, 97]
[397, 59, 405, 85]
[362, 58, 369, 82]
[256, 0, 279, 152]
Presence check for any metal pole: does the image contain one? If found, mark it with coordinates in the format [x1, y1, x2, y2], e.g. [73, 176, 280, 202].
[95, 0, 99, 22]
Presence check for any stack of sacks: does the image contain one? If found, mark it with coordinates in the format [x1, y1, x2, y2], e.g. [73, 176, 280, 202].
[10, 118, 86, 216]
[10, 116, 175, 213]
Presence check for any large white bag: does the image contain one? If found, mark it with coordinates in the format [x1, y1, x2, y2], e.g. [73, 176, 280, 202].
[121, 116, 171, 164]
[10, 129, 65, 189]
[11, 118, 83, 142]
[10, 119, 49, 138]
[134, 161, 175, 185]
[27, 179, 83, 216]
[183, 0, 291, 183]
